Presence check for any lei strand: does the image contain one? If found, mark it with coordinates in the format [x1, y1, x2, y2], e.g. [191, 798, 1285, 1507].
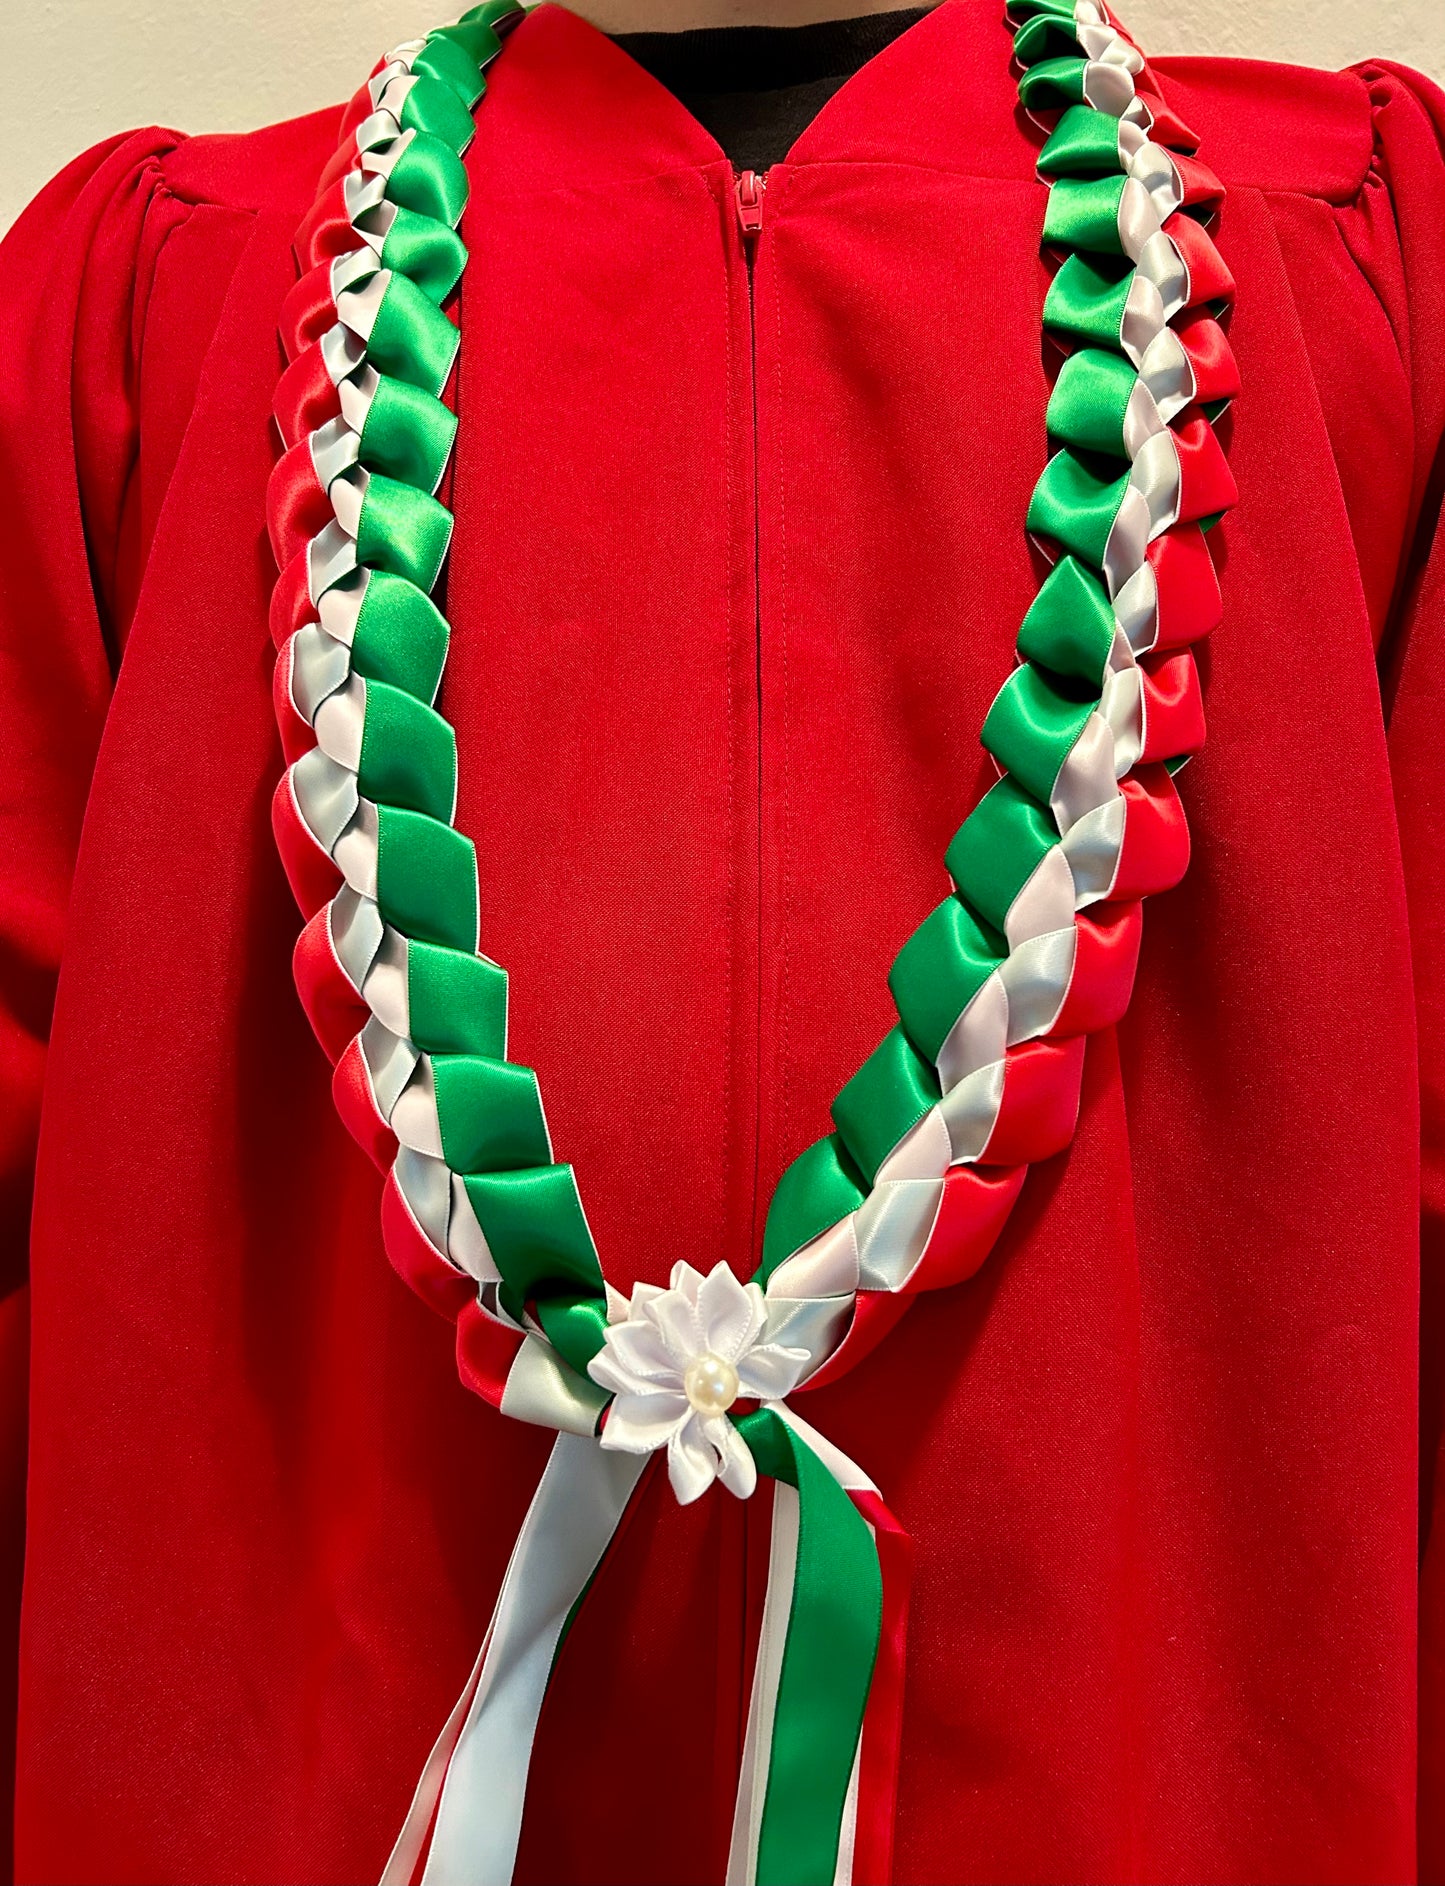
[265, 4, 1238, 1881]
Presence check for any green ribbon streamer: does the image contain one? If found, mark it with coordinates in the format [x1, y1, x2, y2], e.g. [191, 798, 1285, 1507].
[736, 1409, 883, 1886]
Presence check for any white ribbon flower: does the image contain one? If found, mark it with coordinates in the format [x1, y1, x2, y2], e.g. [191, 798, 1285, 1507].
[588, 1260, 810, 1504]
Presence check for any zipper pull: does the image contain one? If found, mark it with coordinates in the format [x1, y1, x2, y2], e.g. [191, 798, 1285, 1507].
[735, 169, 766, 244]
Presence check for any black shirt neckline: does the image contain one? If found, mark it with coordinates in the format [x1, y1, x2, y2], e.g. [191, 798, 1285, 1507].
[608, 7, 933, 171]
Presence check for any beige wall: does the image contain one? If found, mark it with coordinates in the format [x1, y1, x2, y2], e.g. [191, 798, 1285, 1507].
[5, 0, 1442, 233]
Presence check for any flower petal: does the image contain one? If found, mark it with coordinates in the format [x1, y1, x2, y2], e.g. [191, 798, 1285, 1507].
[735, 1342, 810, 1402]
[606, 1281, 636, 1324]
[714, 1421, 758, 1500]
[666, 1421, 718, 1505]
[586, 1345, 634, 1398]
[667, 1261, 706, 1303]
[646, 1289, 706, 1370]
[696, 1263, 764, 1363]
[601, 1390, 689, 1454]
[603, 1319, 682, 1387]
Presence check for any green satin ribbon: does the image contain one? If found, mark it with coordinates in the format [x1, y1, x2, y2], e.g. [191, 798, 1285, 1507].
[463, 1162, 611, 1373]
[1026, 450, 1129, 568]
[435, 1056, 550, 1174]
[364, 274, 461, 394]
[946, 780, 1057, 932]
[1044, 173, 1130, 254]
[1017, 54, 1094, 112]
[757, 1135, 867, 1285]
[379, 210, 467, 303]
[349, 570, 450, 702]
[889, 895, 1004, 1063]
[430, 13, 512, 78]
[1017, 555, 1118, 685]
[1044, 253, 1139, 353]
[736, 1409, 883, 1886]
[532, 1291, 612, 1374]
[356, 678, 456, 819]
[384, 132, 470, 227]
[358, 374, 459, 493]
[983, 665, 1096, 806]
[833, 1026, 941, 1187]
[375, 804, 478, 951]
[406, 939, 508, 1058]
[411, 28, 489, 106]
[396, 72, 479, 154]
[1039, 103, 1132, 177]
[354, 473, 454, 589]
[1012, 11, 1090, 65]
[1047, 346, 1141, 458]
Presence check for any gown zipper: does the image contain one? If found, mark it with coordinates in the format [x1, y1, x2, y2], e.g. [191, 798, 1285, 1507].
[730, 166, 772, 1808]
[733, 167, 768, 1260]
[734, 167, 767, 246]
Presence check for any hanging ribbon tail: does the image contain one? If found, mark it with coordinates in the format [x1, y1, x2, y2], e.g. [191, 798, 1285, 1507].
[382, 1435, 648, 1886]
[727, 1407, 911, 1886]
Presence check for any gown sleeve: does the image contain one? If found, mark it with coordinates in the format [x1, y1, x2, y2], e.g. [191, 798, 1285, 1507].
[1354, 61, 1445, 1884]
[0, 126, 184, 1874]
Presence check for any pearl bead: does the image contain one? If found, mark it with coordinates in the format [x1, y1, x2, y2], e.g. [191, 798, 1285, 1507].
[683, 1351, 740, 1417]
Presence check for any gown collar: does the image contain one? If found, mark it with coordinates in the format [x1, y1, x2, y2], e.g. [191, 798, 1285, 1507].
[468, 0, 1039, 194]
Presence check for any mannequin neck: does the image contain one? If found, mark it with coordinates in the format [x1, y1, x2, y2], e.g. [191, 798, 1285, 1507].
[570, 0, 934, 33]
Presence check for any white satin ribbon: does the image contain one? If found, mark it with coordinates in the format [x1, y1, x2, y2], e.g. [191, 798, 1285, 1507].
[382, 1435, 647, 1886]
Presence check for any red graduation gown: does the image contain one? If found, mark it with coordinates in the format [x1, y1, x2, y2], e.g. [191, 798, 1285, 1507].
[1, 4, 1443, 1880]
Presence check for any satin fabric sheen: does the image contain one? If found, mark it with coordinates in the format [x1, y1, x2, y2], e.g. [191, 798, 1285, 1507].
[1, 5, 1443, 1881]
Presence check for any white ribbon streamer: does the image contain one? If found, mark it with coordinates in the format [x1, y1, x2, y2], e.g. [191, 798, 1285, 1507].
[726, 1478, 798, 1886]
[382, 1436, 647, 1886]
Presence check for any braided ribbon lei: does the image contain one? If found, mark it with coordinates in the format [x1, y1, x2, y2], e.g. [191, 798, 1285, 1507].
[265, 3, 1238, 1880]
